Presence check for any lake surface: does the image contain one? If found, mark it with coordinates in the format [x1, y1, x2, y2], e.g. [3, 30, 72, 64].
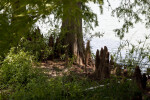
[87, 1, 150, 72]
[87, 1, 150, 53]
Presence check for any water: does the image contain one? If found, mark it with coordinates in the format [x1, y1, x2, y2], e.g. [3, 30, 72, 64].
[87, 1, 150, 54]
[86, 1, 150, 72]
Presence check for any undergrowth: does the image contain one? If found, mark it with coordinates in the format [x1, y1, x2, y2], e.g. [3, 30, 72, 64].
[0, 48, 141, 100]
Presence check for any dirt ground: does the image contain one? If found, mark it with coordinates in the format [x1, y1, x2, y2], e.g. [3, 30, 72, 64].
[39, 59, 150, 99]
[39, 59, 94, 78]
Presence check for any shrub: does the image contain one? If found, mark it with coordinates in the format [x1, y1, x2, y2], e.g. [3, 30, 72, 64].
[0, 48, 142, 100]
[83, 78, 141, 100]
[0, 48, 39, 87]
[9, 76, 85, 100]
[0, 48, 50, 99]
[18, 36, 52, 61]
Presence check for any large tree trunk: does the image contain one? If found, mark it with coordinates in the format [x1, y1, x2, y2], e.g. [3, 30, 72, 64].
[61, 2, 85, 65]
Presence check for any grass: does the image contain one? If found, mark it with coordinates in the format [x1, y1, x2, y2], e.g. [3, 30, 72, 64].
[0, 72, 142, 100]
[0, 49, 142, 100]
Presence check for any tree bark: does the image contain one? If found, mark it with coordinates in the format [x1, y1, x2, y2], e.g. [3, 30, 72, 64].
[61, 2, 85, 65]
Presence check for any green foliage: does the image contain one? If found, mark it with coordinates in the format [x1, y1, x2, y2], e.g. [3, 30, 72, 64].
[147, 68, 150, 75]
[0, 47, 50, 99]
[0, 48, 39, 87]
[11, 76, 141, 100]
[112, 34, 150, 74]
[0, 92, 9, 100]
[0, 0, 53, 57]
[0, 0, 144, 99]
[67, 56, 77, 67]
[10, 76, 50, 100]
[84, 79, 141, 100]
[0, 56, 2, 65]
[18, 35, 52, 61]
[1, 61, 141, 100]
[112, 0, 150, 39]
[0, 0, 104, 56]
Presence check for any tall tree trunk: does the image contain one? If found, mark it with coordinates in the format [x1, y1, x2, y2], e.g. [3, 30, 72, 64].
[61, 2, 85, 65]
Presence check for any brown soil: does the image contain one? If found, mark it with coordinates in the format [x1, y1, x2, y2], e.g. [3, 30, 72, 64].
[39, 60, 150, 99]
[39, 59, 94, 78]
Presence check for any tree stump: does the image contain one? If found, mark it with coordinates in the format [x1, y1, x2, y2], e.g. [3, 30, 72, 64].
[85, 40, 94, 72]
[85, 40, 90, 72]
[95, 50, 100, 78]
[133, 66, 142, 89]
[48, 35, 54, 60]
[94, 46, 110, 80]
[55, 37, 61, 58]
[48, 35, 54, 47]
